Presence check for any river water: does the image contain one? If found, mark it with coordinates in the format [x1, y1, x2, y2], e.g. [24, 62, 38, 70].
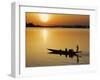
[26, 28, 89, 67]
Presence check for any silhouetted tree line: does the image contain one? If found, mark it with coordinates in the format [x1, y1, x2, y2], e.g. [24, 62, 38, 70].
[26, 23, 89, 28]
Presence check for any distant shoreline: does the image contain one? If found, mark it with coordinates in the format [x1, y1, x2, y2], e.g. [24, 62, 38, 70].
[26, 23, 89, 29]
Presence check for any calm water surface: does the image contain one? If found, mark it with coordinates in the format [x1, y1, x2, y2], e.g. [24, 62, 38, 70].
[26, 28, 89, 67]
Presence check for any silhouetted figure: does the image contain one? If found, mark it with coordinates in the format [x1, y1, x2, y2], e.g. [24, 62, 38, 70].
[65, 48, 68, 57]
[65, 48, 67, 52]
[76, 45, 79, 52]
[59, 50, 62, 56]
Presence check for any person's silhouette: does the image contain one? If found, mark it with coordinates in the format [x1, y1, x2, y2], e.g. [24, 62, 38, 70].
[59, 49, 62, 56]
[76, 45, 79, 52]
[65, 48, 68, 57]
[65, 48, 67, 52]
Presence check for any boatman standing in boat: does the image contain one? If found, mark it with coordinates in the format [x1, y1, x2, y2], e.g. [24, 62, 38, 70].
[76, 44, 79, 52]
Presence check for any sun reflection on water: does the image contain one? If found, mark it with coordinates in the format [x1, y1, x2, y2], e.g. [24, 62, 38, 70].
[42, 29, 48, 41]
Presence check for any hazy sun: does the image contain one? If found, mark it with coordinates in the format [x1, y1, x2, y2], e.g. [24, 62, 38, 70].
[39, 14, 49, 22]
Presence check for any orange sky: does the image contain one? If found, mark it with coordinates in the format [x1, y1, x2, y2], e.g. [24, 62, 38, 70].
[26, 12, 89, 26]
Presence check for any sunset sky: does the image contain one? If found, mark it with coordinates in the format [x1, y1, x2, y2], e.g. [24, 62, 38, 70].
[26, 12, 89, 26]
